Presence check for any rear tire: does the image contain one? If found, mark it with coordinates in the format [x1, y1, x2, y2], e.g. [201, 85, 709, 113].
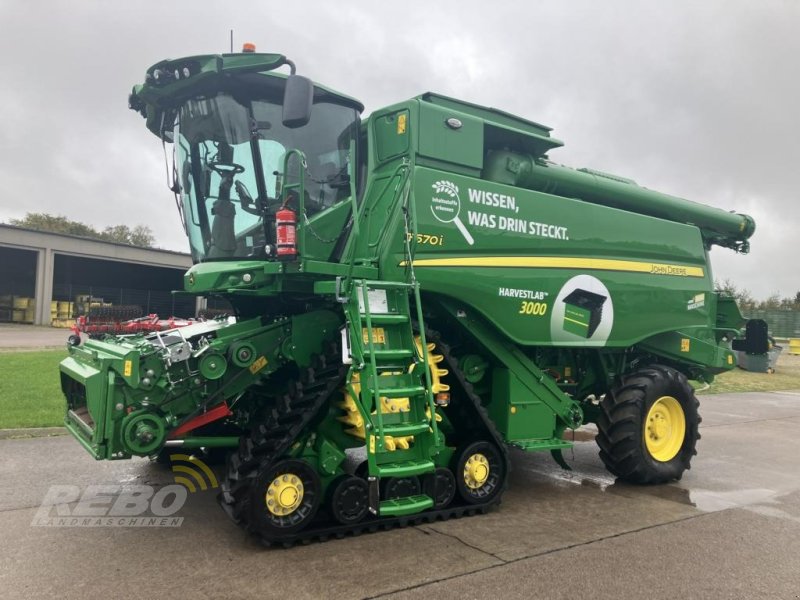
[453, 441, 505, 504]
[596, 365, 700, 483]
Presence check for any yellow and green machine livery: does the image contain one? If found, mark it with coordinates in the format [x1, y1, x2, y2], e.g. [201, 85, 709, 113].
[59, 46, 758, 545]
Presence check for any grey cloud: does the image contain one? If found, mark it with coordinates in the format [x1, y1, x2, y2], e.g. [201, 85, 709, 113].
[0, 0, 796, 296]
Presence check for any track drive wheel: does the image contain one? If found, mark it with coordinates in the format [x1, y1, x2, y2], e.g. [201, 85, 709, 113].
[422, 467, 456, 509]
[250, 459, 321, 536]
[330, 476, 369, 525]
[596, 365, 700, 483]
[454, 441, 505, 504]
[382, 476, 421, 499]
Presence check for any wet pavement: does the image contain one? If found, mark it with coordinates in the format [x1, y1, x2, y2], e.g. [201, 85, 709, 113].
[1, 390, 799, 599]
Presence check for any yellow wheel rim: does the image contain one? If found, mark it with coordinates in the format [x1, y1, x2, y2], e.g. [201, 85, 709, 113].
[464, 453, 490, 489]
[644, 396, 686, 462]
[265, 474, 304, 516]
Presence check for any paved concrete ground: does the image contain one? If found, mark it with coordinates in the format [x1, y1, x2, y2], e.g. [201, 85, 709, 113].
[0, 324, 71, 350]
[1, 390, 799, 599]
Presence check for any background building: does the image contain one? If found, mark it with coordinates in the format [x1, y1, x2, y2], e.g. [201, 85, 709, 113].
[0, 224, 198, 325]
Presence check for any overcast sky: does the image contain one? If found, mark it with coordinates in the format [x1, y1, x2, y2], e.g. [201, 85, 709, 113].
[0, 0, 797, 298]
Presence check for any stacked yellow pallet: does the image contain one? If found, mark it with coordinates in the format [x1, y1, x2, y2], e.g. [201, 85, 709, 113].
[50, 300, 76, 328]
[58, 301, 74, 318]
[51, 319, 77, 329]
[10, 297, 35, 323]
[50, 300, 75, 329]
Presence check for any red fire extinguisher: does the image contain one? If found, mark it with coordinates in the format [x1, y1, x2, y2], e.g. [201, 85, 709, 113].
[276, 196, 297, 260]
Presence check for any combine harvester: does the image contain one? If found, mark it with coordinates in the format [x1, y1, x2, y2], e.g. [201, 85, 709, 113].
[59, 45, 759, 545]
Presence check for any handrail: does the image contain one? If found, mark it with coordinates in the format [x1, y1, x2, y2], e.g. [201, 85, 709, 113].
[412, 281, 440, 443]
[367, 162, 411, 249]
[359, 280, 386, 451]
[338, 160, 411, 303]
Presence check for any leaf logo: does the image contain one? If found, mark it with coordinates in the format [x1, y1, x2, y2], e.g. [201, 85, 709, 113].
[432, 180, 459, 197]
[430, 179, 474, 246]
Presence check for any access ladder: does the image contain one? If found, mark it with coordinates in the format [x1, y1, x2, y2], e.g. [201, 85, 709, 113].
[343, 279, 442, 516]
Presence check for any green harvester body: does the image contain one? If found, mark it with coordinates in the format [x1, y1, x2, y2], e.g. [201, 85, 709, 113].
[58, 49, 756, 543]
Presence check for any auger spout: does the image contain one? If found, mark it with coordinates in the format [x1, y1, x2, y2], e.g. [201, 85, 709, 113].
[483, 149, 755, 252]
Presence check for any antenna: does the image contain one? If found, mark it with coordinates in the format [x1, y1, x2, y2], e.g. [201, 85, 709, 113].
[230, 29, 233, 53]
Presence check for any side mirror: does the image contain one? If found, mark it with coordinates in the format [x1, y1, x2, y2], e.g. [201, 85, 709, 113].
[282, 75, 313, 128]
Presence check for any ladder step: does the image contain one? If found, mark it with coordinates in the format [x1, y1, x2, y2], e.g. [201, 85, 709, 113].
[379, 385, 427, 398]
[374, 459, 434, 477]
[379, 494, 433, 517]
[362, 314, 409, 324]
[511, 438, 574, 452]
[364, 349, 414, 360]
[381, 421, 431, 436]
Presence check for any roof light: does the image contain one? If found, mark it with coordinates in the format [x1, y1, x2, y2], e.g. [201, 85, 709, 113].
[242, 42, 256, 53]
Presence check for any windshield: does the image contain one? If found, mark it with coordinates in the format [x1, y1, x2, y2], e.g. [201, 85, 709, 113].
[174, 87, 358, 262]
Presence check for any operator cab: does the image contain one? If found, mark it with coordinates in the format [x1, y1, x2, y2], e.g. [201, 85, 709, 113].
[175, 81, 359, 261]
[130, 49, 363, 263]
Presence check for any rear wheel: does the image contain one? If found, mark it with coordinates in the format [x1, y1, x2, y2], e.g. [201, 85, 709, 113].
[597, 365, 700, 483]
[454, 441, 505, 504]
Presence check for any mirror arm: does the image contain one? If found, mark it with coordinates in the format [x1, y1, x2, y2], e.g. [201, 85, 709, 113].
[283, 58, 296, 75]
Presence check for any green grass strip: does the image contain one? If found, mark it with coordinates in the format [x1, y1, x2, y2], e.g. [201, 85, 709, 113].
[0, 350, 67, 428]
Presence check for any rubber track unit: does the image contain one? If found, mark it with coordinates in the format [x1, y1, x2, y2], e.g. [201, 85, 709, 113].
[217, 333, 510, 547]
[218, 343, 346, 526]
[596, 364, 701, 484]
